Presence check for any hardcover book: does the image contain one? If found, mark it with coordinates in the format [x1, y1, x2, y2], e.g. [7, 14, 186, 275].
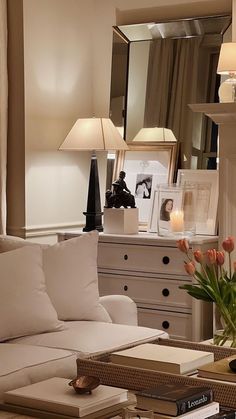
[110, 343, 214, 374]
[198, 356, 236, 383]
[152, 401, 219, 419]
[136, 383, 213, 416]
[208, 409, 236, 418]
[3, 377, 128, 418]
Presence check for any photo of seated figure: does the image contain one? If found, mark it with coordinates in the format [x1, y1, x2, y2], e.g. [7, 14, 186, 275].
[135, 174, 152, 199]
[160, 198, 173, 221]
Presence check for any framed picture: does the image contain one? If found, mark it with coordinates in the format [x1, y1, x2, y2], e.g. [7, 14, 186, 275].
[177, 169, 219, 235]
[157, 186, 184, 236]
[114, 142, 177, 230]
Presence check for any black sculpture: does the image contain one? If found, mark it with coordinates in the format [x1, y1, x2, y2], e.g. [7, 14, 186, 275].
[105, 171, 136, 209]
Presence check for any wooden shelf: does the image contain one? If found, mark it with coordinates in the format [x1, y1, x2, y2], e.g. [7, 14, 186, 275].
[189, 102, 236, 124]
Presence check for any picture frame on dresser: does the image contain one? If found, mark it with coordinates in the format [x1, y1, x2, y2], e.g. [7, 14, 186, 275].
[177, 169, 219, 235]
[148, 185, 183, 234]
[114, 142, 178, 230]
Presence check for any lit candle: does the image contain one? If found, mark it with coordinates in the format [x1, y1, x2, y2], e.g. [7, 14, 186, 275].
[170, 210, 184, 233]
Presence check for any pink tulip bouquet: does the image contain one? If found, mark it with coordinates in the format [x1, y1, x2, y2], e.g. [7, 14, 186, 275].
[177, 237, 236, 347]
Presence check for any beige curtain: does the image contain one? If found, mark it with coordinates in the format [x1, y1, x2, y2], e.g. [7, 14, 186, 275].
[144, 37, 202, 167]
[0, 0, 7, 234]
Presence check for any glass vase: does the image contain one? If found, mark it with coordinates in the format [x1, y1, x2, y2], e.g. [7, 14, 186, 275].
[213, 307, 236, 348]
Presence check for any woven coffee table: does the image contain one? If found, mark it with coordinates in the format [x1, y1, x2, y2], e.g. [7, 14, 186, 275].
[77, 338, 236, 410]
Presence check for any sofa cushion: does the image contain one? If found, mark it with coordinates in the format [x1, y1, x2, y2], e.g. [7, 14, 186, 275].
[11, 321, 168, 357]
[0, 234, 25, 253]
[0, 344, 76, 401]
[0, 246, 64, 342]
[43, 231, 111, 323]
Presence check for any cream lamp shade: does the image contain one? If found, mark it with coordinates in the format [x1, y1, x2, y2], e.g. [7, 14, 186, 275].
[59, 118, 128, 232]
[133, 127, 177, 142]
[59, 118, 129, 151]
[217, 42, 236, 103]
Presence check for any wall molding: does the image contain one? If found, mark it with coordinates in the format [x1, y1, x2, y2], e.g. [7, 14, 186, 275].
[7, 221, 84, 238]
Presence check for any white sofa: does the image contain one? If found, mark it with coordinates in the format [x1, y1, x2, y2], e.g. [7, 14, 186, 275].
[0, 233, 168, 401]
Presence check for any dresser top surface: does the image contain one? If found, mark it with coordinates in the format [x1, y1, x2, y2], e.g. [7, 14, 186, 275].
[57, 230, 218, 247]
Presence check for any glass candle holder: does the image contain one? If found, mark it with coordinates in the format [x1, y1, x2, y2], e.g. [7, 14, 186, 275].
[124, 406, 154, 418]
[157, 184, 197, 237]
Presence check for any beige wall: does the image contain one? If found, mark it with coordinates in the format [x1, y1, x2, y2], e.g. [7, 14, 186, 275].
[7, 0, 233, 242]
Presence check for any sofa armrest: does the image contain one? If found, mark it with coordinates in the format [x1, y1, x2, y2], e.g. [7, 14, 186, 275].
[99, 295, 138, 326]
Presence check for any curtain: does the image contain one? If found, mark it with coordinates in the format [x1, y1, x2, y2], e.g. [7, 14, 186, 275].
[0, 0, 7, 234]
[144, 37, 202, 168]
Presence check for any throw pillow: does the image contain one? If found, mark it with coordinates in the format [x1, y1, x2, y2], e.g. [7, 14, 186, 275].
[43, 231, 112, 322]
[0, 246, 65, 342]
[0, 235, 49, 253]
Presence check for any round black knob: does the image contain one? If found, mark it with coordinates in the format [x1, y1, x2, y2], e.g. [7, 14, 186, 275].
[162, 321, 170, 329]
[124, 285, 128, 291]
[162, 288, 170, 297]
[162, 256, 170, 265]
[124, 254, 128, 260]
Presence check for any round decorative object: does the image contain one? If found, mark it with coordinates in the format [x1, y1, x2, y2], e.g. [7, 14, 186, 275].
[68, 376, 100, 394]
[229, 358, 236, 373]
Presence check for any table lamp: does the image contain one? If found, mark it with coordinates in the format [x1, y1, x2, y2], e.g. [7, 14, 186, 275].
[59, 118, 128, 232]
[217, 42, 236, 103]
[133, 127, 177, 142]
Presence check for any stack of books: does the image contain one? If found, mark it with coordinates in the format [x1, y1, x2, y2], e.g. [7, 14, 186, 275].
[110, 343, 214, 374]
[135, 383, 219, 419]
[3, 377, 129, 418]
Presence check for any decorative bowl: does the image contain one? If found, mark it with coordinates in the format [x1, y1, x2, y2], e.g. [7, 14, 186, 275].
[68, 376, 100, 394]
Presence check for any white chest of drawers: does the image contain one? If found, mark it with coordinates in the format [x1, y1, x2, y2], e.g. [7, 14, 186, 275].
[57, 231, 218, 342]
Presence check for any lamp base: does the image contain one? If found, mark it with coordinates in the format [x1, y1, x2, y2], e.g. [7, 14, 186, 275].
[218, 77, 236, 103]
[82, 212, 103, 232]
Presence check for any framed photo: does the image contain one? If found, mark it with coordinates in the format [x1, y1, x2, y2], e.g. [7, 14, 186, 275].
[177, 169, 219, 235]
[156, 186, 184, 235]
[114, 142, 177, 230]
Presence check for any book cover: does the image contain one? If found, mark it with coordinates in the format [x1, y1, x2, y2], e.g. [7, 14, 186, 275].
[208, 409, 236, 418]
[111, 343, 214, 374]
[136, 383, 213, 416]
[198, 355, 236, 383]
[153, 401, 219, 419]
[3, 377, 128, 417]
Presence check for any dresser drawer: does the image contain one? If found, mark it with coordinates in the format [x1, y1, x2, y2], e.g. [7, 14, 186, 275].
[98, 243, 185, 275]
[137, 308, 192, 340]
[98, 273, 191, 309]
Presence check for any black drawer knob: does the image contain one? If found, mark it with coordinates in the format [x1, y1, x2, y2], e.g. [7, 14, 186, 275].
[162, 256, 170, 265]
[124, 254, 128, 260]
[162, 321, 170, 330]
[162, 288, 170, 297]
[124, 285, 128, 291]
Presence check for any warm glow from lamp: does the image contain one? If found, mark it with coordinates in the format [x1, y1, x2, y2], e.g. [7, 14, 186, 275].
[217, 42, 236, 103]
[133, 127, 177, 142]
[59, 118, 128, 232]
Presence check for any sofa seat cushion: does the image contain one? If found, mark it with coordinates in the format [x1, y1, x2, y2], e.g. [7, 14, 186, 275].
[0, 344, 76, 401]
[11, 322, 168, 357]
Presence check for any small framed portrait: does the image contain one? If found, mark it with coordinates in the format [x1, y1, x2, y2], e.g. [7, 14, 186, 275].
[148, 186, 183, 234]
[114, 142, 178, 230]
[177, 169, 219, 235]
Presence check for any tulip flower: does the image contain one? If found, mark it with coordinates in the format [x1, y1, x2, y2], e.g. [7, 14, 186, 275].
[216, 251, 225, 266]
[184, 261, 196, 276]
[177, 238, 189, 254]
[193, 250, 203, 263]
[222, 236, 235, 253]
[178, 236, 236, 347]
[206, 249, 217, 264]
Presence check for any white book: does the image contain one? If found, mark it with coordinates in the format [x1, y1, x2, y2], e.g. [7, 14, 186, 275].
[154, 401, 219, 419]
[3, 377, 128, 418]
[110, 344, 214, 374]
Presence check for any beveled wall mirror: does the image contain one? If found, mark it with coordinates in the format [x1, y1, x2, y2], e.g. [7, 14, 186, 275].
[109, 14, 231, 171]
